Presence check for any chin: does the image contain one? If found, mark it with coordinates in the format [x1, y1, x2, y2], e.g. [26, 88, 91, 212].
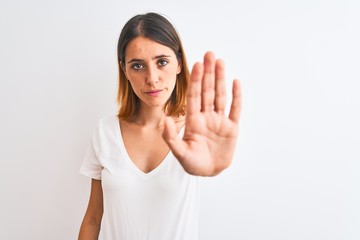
[142, 100, 167, 108]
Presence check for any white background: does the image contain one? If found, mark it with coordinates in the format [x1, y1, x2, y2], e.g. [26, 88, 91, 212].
[1, 0, 359, 239]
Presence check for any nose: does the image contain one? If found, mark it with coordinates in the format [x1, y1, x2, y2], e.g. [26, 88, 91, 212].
[145, 64, 159, 85]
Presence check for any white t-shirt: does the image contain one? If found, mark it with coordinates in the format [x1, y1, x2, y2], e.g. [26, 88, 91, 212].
[80, 115, 200, 240]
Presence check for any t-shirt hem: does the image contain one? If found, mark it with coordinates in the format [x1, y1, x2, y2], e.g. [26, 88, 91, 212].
[79, 169, 102, 180]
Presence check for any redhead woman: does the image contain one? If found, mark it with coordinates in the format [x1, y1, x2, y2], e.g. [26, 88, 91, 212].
[78, 12, 242, 240]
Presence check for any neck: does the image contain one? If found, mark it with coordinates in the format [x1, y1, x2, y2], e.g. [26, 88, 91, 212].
[133, 105, 167, 129]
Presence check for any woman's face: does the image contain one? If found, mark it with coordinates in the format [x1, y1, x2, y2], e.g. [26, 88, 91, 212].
[122, 36, 181, 110]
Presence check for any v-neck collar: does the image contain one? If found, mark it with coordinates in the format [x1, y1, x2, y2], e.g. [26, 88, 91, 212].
[115, 116, 184, 179]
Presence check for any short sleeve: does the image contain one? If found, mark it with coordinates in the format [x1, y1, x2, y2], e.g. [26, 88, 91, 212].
[79, 123, 103, 180]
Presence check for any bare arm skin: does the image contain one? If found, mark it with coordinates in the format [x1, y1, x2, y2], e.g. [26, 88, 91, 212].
[163, 52, 242, 176]
[78, 179, 104, 240]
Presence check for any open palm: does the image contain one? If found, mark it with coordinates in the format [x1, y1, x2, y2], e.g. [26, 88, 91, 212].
[163, 52, 242, 176]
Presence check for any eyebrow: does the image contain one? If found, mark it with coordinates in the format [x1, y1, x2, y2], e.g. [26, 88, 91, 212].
[127, 54, 172, 64]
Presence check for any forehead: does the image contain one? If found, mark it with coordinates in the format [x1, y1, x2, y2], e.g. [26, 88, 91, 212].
[125, 37, 175, 59]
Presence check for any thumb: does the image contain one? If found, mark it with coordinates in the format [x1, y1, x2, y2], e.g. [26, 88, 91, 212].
[162, 117, 186, 160]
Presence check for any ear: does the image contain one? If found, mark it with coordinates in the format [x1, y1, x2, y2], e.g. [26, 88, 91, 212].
[176, 59, 182, 75]
[120, 61, 129, 80]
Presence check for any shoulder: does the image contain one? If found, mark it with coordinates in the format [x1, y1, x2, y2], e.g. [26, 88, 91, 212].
[98, 114, 118, 126]
[92, 114, 119, 141]
[87, 115, 120, 158]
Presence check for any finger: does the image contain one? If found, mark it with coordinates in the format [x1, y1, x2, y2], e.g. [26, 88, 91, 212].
[201, 52, 216, 112]
[187, 62, 203, 115]
[214, 59, 226, 115]
[229, 79, 242, 123]
[162, 117, 187, 159]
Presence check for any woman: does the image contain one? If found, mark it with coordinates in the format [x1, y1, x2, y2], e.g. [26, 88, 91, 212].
[78, 12, 242, 240]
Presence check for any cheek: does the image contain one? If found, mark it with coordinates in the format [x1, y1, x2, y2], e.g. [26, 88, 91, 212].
[127, 72, 143, 87]
[166, 74, 177, 94]
[127, 76, 143, 94]
[164, 66, 179, 82]
[125, 69, 135, 81]
[128, 80, 142, 93]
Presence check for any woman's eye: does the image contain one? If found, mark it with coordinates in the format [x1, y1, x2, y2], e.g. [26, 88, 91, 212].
[158, 59, 168, 67]
[131, 63, 143, 70]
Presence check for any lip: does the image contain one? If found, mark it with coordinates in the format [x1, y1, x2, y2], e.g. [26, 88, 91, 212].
[145, 89, 162, 96]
